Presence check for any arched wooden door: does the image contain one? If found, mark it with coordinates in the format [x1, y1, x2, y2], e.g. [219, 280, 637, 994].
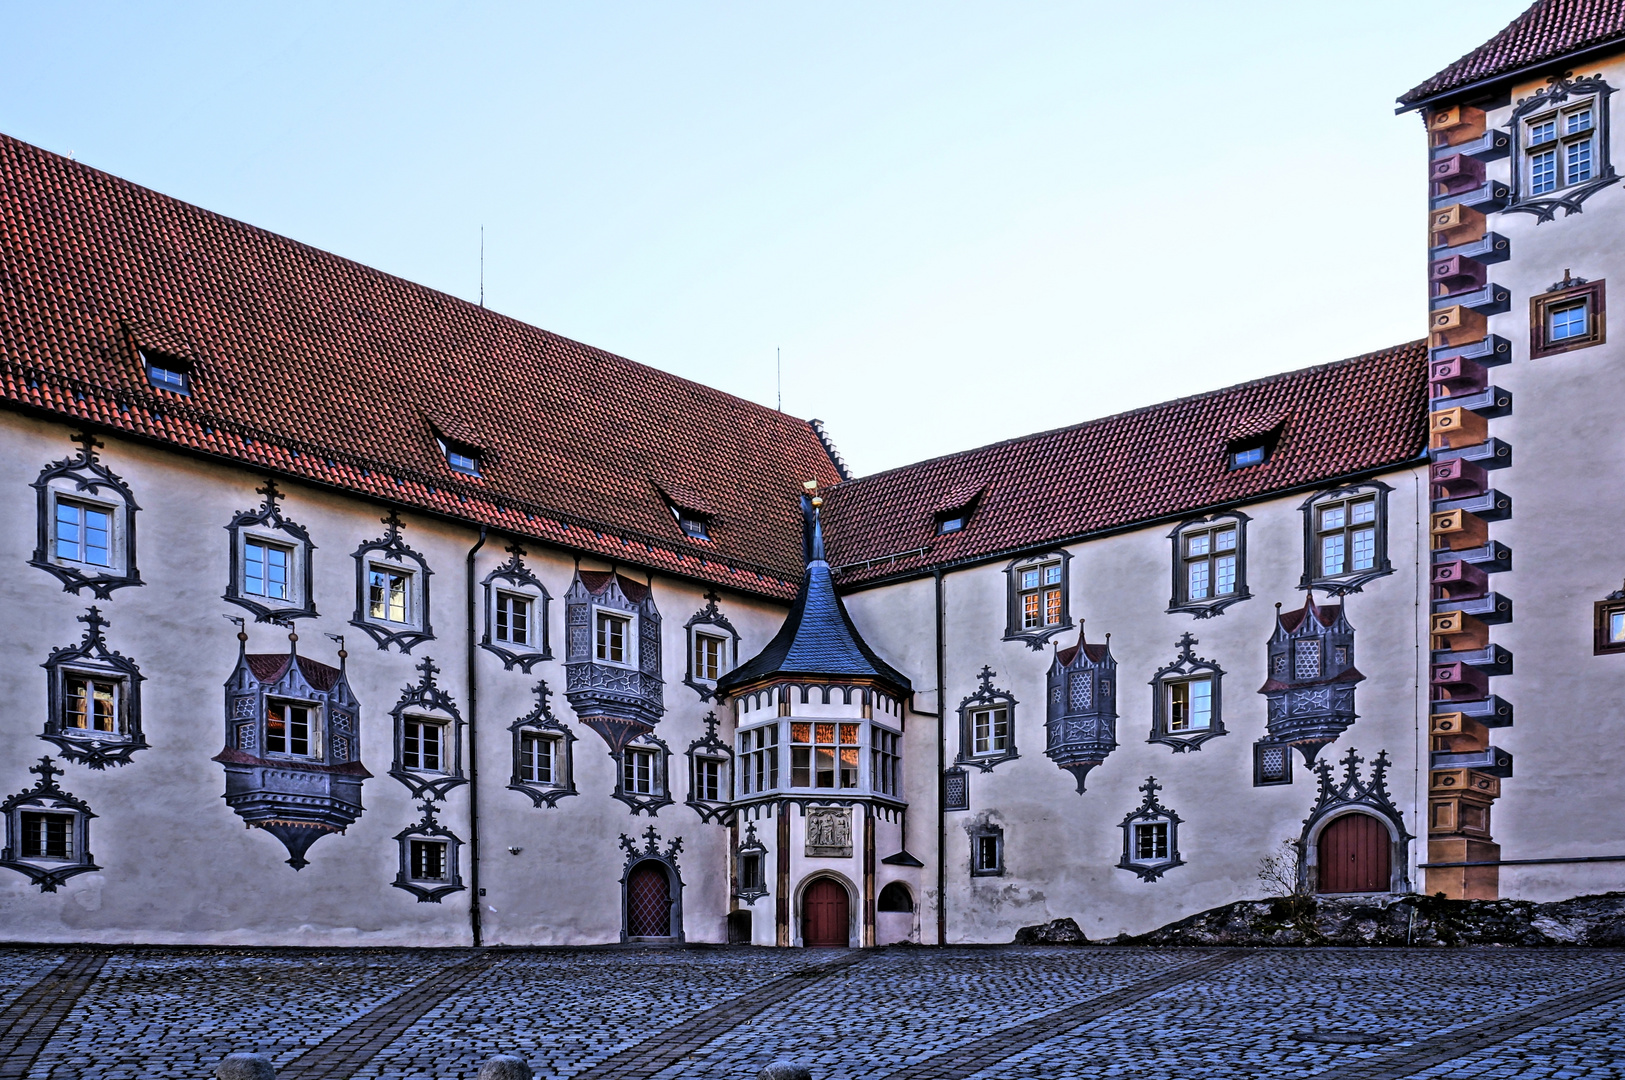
[1317, 813, 1391, 893]
[626, 861, 672, 937]
[802, 878, 850, 946]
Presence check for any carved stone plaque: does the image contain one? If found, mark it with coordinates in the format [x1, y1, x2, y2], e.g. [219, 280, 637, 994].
[805, 806, 853, 858]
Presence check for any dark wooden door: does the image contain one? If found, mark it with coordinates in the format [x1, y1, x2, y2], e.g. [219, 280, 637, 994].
[802, 878, 850, 946]
[1318, 813, 1390, 893]
[626, 861, 671, 937]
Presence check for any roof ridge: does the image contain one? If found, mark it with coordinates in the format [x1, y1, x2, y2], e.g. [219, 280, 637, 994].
[833, 340, 1425, 490]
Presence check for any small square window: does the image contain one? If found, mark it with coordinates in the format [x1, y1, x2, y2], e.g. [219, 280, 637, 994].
[409, 839, 448, 881]
[1596, 598, 1625, 655]
[1254, 741, 1293, 786]
[21, 812, 75, 859]
[675, 510, 710, 539]
[1133, 822, 1170, 862]
[1532, 280, 1606, 359]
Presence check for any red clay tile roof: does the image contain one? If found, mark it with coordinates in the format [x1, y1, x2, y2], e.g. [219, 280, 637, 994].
[1399, 0, 1625, 106]
[246, 652, 342, 692]
[0, 133, 840, 601]
[820, 342, 1428, 589]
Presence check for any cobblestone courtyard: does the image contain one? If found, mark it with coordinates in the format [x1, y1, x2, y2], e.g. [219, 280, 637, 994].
[2, 946, 1623, 1080]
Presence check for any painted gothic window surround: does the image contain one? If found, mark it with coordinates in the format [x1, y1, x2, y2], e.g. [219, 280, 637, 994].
[389, 657, 466, 801]
[30, 432, 142, 599]
[969, 821, 1004, 877]
[0, 758, 99, 892]
[1045, 629, 1118, 793]
[685, 713, 733, 823]
[564, 569, 664, 753]
[621, 826, 685, 942]
[42, 607, 146, 768]
[1004, 551, 1072, 649]
[615, 731, 674, 815]
[1117, 776, 1184, 881]
[735, 821, 768, 904]
[1531, 274, 1605, 359]
[1300, 483, 1392, 594]
[216, 629, 369, 869]
[1259, 595, 1363, 765]
[1148, 633, 1225, 752]
[1506, 74, 1618, 221]
[350, 510, 434, 652]
[1168, 513, 1250, 617]
[956, 666, 1019, 771]
[392, 799, 465, 902]
[480, 543, 552, 672]
[683, 591, 739, 701]
[507, 679, 577, 808]
[224, 479, 317, 624]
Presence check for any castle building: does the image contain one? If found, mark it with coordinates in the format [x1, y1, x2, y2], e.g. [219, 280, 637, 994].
[1, 0, 1622, 946]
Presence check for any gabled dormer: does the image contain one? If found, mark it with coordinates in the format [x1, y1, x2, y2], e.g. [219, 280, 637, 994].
[215, 629, 370, 869]
[1258, 594, 1364, 764]
[564, 568, 664, 751]
[1045, 628, 1118, 793]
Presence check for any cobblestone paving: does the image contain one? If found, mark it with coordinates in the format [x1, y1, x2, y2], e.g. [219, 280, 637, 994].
[4, 947, 1624, 1080]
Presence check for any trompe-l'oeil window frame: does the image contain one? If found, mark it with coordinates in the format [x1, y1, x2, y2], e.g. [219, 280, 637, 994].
[955, 666, 1018, 772]
[31, 433, 143, 600]
[351, 510, 434, 652]
[480, 544, 552, 672]
[1531, 277, 1605, 359]
[1148, 634, 1225, 753]
[1299, 482, 1392, 595]
[225, 480, 317, 624]
[1506, 74, 1619, 222]
[1167, 512, 1251, 617]
[1003, 551, 1072, 649]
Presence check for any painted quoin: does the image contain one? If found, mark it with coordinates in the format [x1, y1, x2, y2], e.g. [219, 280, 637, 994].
[1, 0, 1623, 946]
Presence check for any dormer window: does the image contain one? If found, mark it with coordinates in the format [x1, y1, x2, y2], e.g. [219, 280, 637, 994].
[937, 515, 965, 535]
[1228, 440, 1268, 469]
[673, 507, 710, 540]
[140, 349, 191, 395]
[438, 439, 481, 477]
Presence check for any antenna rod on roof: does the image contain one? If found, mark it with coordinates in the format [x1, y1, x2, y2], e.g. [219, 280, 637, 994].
[479, 225, 485, 308]
[777, 347, 782, 412]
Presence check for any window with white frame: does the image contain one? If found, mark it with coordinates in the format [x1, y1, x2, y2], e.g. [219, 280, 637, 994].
[1017, 561, 1064, 631]
[1525, 100, 1599, 194]
[970, 706, 1009, 757]
[1133, 821, 1170, 862]
[54, 498, 113, 567]
[694, 756, 726, 802]
[265, 699, 321, 760]
[1166, 677, 1212, 733]
[517, 731, 559, 785]
[402, 717, 446, 772]
[596, 610, 632, 664]
[494, 591, 532, 646]
[1302, 486, 1390, 592]
[738, 725, 779, 795]
[244, 537, 293, 600]
[872, 728, 901, 797]
[1179, 522, 1239, 604]
[369, 565, 414, 624]
[61, 672, 123, 737]
[623, 746, 661, 796]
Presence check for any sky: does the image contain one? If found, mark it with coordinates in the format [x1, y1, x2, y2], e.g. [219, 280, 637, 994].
[0, 2, 1534, 477]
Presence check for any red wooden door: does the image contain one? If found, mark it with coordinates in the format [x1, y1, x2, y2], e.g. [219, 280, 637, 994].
[626, 862, 671, 937]
[802, 878, 850, 946]
[1317, 813, 1390, 893]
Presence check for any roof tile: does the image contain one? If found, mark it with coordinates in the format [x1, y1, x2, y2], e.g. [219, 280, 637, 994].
[1400, 0, 1625, 105]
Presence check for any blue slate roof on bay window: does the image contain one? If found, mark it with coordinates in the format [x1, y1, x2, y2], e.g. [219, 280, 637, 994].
[718, 498, 911, 698]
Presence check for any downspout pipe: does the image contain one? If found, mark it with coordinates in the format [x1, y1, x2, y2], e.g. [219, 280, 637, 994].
[466, 526, 488, 947]
[934, 568, 947, 946]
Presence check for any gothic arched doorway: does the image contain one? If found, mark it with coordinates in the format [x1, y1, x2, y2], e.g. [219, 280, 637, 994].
[802, 877, 851, 947]
[626, 860, 672, 938]
[1317, 813, 1390, 893]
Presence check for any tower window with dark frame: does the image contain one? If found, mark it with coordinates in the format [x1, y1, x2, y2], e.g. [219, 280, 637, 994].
[409, 839, 448, 881]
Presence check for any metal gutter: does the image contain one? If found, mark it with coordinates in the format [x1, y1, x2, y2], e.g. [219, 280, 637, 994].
[465, 526, 488, 947]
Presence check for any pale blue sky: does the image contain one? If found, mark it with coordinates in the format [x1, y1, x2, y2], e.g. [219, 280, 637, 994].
[1, 2, 1532, 475]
